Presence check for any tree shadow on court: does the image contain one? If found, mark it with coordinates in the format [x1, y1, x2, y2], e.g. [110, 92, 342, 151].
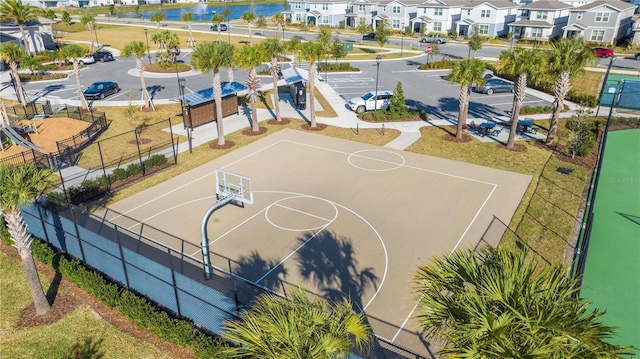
[294, 230, 378, 313]
[232, 250, 287, 292]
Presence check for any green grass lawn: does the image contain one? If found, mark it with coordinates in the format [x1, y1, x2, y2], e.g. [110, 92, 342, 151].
[0, 249, 183, 359]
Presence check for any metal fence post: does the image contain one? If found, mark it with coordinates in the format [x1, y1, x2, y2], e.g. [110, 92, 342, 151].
[114, 224, 131, 288]
[169, 249, 182, 317]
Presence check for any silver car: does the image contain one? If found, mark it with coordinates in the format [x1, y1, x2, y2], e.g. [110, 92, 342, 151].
[477, 77, 514, 95]
[420, 35, 448, 44]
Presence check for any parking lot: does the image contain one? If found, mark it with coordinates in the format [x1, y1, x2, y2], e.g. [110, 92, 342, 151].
[327, 54, 552, 120]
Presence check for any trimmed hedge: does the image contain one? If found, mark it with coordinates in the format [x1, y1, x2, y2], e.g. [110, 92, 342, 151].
[27, 239, 228, 357]
[417, 59, 454, 70]
[317, 62, 359, 72]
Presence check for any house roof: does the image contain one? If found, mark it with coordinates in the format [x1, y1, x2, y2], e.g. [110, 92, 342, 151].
[519, 1, 572, 10]
[282, 66, 310, 85]
[462, 0, 520, 10]
[562, 22, 588, 30]
[573, 0, 637, 11]
[178, 82, 247, 106]
[307, 9, 322, 16]
[418, 0, 469, 8]
[509, 19, 555, 27]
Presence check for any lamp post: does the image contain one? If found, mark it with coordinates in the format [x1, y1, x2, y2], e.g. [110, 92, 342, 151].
[374, 55, 382, 117]
[595, 55, 616, 117]
[144, 28, 151, 64]
[400, 22, 405, 57]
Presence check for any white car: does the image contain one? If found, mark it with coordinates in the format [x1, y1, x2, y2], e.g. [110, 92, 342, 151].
[78, 56, 96, 65]
[348, 90, 393, 113]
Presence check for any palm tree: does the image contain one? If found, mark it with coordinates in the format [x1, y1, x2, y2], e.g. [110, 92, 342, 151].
[285, 37, 302, 67]
[222, 287, 371, 358]
[121, 41, 151, 110]
[272, 12, 285, 43]
[0, 0, 37, 54]
[150, 12, 165, 32]
[413, 246, 634, 357]
[546, 38, 595, 144]
[80, 13, 96, 53]
[241, 11, 256, 45]
[181, 12, 195, 48]
[0, 163, 52, 315]
[299, 41, 326, 129]
[191, 41, 235, 146]
[448, 58, 486, 139]
[60, 44, 90, 110]
[263, 38, 284, 123]
[235, 44, 267, 133]
[497, 48, 546, 149]
[0, 42, 28, 106]
[212, 13, 226, 42]
[222, 5, 232, 44]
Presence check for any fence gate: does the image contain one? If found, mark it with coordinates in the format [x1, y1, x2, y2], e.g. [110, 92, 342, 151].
[42, 100, 53, 117]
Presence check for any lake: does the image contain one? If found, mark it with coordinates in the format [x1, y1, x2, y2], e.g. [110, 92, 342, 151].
[117, 3, 286, 22]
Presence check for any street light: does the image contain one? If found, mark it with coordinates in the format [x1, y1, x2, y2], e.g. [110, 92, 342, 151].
[177, 78, 192, 153]
[144, 28, 151, 64]
[374, 55, 382, 117]
[400, 22, 405, 57]
[595, 55, 616, 117]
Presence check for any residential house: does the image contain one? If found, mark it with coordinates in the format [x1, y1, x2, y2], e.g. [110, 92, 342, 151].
[456, 0, 519, 37]
[371, 0, 423, 31]
[631, 14, 640, 45]
[509, 1, 572, 41]
[285, 0, 351, 27]
[415, 0, 466, 34]
[345, 0, 378, 28]
[0, 17, 57, 54]
[24, 0, 69, 7]
[563, 0, 637, 44]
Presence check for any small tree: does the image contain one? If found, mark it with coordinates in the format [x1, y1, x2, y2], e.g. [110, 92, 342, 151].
[330, 36, 347, 61]
[375, 20, 391, 52]
[181, 12, 195, 47]
[255, 15, 267, 31]
[61, 11, 71, 25]
[355, 21, 372, 44]
[566, 108, 596, 158]
[468, 25, 483, 57]
[223, 5, 232, 43]
[212, 13, 226, 42]
[241, 11, 256, 45]
[150, 12, 165, 31]
[387, 82, 406, 118]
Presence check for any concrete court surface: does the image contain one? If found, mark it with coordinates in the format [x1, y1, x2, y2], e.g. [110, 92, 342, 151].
[104, 129, 532, 355]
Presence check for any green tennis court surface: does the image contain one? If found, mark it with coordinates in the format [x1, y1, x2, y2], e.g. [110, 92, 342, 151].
[580, 129, 640, 354]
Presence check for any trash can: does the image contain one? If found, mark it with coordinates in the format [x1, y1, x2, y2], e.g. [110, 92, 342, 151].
[289, 81, 306, 110]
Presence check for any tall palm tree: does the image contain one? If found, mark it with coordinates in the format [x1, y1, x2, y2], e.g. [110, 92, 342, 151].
[121, 41, 151, 110]
[285, 37, 302, 67]
[191, 41, 235, 146]
[150, 12, 165, 32]
[412, 246, 634, 357]
[545, 38, 595, 144]
[241, 11, 256, 45]
[0, 163, 52, 315]
[263, 38, 284, 122]
[222, 5, 232, 44]
[0, 42, 28, 106]
[497, 48, 546, 149]
[299, 41, 326, 129]
[60, 44, 89, 110]
[235, 44, 267, 133]
[211, 13, 225, 43]
[0, 0, 37, 54]
[181, 12, 195, 48]
[272, 12, 285, 43]
[222, 287, 371, 358]
[80, 13, 96, 53]
[448, 58, 486, 139]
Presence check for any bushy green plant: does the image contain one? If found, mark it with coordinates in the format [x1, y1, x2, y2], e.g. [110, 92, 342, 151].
[149, 310, 194, 347]
[567, 92, 597, 107]
[143, 154, 167, 170]
[111, 167, 128, 181]
[317, 62, 358, 71]
[125, 163, 142, 177]
[192, 333, 232, 359]
[117, 290, 156, 329]
[388, 81, 407, 117]
[418, 59, 455, 70]
[0, 215, 11, 245]
[81, 178, 100, 193]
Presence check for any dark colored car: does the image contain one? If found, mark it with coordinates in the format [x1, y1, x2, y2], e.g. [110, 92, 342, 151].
[593, 47, 614, 58]
[210, 24, 228, 31]
[635, 52, 640, 60]
[362, 32, 376, 41]
[477, 77, 514, 95]
[92, 50, 114, 62]
[84, 81, 119, 100]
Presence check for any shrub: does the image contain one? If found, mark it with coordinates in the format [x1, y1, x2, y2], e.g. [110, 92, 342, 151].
[125, 163, 142, 177]
[192, 334, 232, 359]
[567, 92, 597, 108]
[418, 59, 454, 70]
[0, 216, 11, 245]
[317, 62, 358, 72]
[81, 178, 100, 193]
[143, 154, 167, 170]
[111, 167, 128, 181]
[117, 290, 156, 329]
[149, 310, 194, 347]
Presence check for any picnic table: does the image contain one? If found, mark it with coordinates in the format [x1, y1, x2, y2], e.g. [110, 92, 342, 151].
[519, 119, 534, 134]
[479, 122, 496, 137]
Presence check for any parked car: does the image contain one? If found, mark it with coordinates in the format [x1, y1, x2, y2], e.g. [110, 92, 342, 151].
[420, 35, 448, 44]
[482, 69, 494, 79]
[635, 52, 640, 60]
[593, 47, 614, 58]
[78, 55, 96, 65]
[210, 24, 228, 31]
[477, 77, 514, 95]
[362, 32, 376, 41]
[83, 81, 120, 100]
[92, 50, 114, 62]
[348, 90, 394, 113]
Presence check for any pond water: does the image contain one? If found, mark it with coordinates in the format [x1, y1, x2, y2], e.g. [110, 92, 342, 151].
[117, 3, 285, 22]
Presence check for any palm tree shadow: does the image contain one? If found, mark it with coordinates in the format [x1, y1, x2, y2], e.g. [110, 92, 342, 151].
[232, 250, 287, 293]
[294, 230, 378, 313]
[67, 336, 106, 359]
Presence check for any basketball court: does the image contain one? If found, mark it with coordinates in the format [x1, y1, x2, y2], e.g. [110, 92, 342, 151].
[104, 129, 531, 354]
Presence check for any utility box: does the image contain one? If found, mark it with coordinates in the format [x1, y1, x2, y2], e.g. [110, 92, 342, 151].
[343, 41, 353, 52]
[289, 81, 306, 110]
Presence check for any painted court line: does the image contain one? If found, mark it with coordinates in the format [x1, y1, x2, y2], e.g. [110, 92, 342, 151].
[272, 202, 334, 222]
